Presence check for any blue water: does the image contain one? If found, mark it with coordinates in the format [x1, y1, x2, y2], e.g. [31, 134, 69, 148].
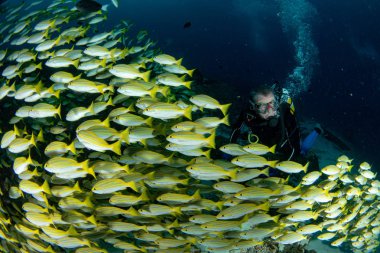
[100, 0, 380, 169]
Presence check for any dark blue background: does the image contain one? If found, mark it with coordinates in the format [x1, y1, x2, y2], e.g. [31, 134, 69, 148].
[102, 0, 380, 168]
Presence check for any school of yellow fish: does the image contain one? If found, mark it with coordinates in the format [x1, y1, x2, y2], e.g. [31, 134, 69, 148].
[0, 0, 379, 253]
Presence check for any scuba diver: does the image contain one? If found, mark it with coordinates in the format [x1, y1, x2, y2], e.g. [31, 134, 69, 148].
[228, 82, 322, 176]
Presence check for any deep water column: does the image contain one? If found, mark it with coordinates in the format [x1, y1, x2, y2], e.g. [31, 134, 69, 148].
[276, 0, 319, 97]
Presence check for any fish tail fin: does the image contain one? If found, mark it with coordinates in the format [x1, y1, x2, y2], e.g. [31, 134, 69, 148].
[203, 149, 211, 159]
[56, 104, 61, 119]
[188, 69, 195, 77]
[149, 85, 158, 98]
[145, 117, 153, 127]
[102, 116, 111, 128]
[207, 130, 216, 149]
[183, 105, 192, 120]
[184, 81, 192, 89]
[36, 62, 43, 70]
[192, 189, 201, 201]
[129, 181, 139, 192]
[120, 127, 130, 144]
[220, 103, 231, 116]
[269, 144, 277, 154]
[259, 201, 271, 212]
[269, 160, 278, 168]
[87, 214, 97, 225]
[30, 133, 37, 147]
[73, 181, 81, 192]
[262, 167, 270, 177]
[303, 162, 309, 173]
[229, 168, 238, 180]
[112, 140, 122, 155]
[176, 58, 183, 65]
[37, 129, 44, 143]
[84, 195, 93, 208]
[54, 35, 61, 45]
[67, 141, 76, 155]
[72, 58, 79, 68]
[53, 90, 60, 99]
[83, 161, 96, 179]
[67, 225, 79, 236]
[88, 102, 95, 115]
[122, 164, 130, 173]
[159, 85, 170, 97]
[125, 102, 135, 112]
[273, 214, 281, 223]
[41, 180, 51, 195]
[9, 81, 16, 92]
[139, 189, 149, 202]
[222, 114, 230, 126]
[141, 70, 151, 82]
[99, 58, 107, 68]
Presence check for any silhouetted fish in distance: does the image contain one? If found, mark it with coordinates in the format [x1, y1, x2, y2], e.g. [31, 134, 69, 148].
[183, 21, 192, 29]
[76, 0, 102, 12]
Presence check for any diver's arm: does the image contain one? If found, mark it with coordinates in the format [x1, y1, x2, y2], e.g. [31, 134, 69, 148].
[285, 106, 301, 157]
[229, 110, 246, 143]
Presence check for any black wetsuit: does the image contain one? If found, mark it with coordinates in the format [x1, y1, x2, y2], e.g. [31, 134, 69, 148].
[230, 101, 301, 162]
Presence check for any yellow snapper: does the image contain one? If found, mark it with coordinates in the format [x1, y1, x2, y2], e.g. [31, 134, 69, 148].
[41, 226, 78, 241]
[194, 115, 230, 128]
[186, 162, 237, 180]
[44, 141, 76, 157]
[162, 64, 195, 77]
[45, 56, 79, 68]
[109, 64, 151, 82]
[231, 154, 277, 168]
[166, 131, 215, 148]
[28, 103, 61, 118]
[68, 79, 112, 94]
[321, 165, 341, 175]
[153, 54, 183, 65]
[117, 80, 160, 98]
[243, 143, 276, 155]
[109, 190, 149, 207]
[276, 231, 308, 244]
[189, 94, 231, 115]
[51, 181, 81, 198]
[156, 73, 192, 89]
[8, 134, 37, 153]
[19, 179, 50, 196]
[44, 157, 95, 177]
[216, 202, 269, 220]
[132, 150, 171, 164]
[235, 186, 281, 200]
[275, 161, 309, 173]
[92, 178, 138, 194]
[77, 130, 121, 155]
[112, 112, 153, 127]
[157, 190, 201, 205]
[142, 102, 192, 120]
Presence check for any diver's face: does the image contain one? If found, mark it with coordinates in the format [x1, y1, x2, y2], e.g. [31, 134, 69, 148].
[252, 92, 278, 120]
